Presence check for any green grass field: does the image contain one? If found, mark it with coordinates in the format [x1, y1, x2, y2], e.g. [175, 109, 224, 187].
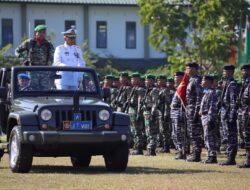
[0, 149, 249, 190]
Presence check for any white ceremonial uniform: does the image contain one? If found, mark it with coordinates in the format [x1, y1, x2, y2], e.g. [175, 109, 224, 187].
[53, 43, 86, 90]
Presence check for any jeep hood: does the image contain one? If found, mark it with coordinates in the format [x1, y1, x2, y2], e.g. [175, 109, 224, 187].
[12, 97, 110, 112]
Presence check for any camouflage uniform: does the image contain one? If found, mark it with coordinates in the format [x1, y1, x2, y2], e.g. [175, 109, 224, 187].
[142, 86, 161, 154]
[110, 88, 118, 108]
[186, 74, 203, 161]
[171, 91, 186, 158]
[15, 38, 54, 90]
[200, 85, 218, 163]
[116, 86, 132, 112]
[220, 66, 238, 165]
[237, 64, 250, 168]
[128, 86, 145, 154]
[158, 86, 171, 152]
[239, 77, 250, 167]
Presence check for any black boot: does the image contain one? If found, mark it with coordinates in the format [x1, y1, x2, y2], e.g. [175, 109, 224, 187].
[187, 152, 201, 162]
[144, 148, 156, 156]
[238, 151, 250, 168]
[157, 145, 170, 153]
[130, 148, 143, 155]
[174, 151, 185, 160]
[202, 156, 217, 164]
[220, 154, 236, 166]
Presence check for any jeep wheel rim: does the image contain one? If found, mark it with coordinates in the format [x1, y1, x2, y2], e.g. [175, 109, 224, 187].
[10, 135, 19, 166]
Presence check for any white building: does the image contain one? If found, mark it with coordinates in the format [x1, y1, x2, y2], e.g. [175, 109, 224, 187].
[0, 0, 166, 66]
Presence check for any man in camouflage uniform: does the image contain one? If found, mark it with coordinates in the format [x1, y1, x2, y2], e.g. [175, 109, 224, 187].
[171, 71, 187, 159]
[125, 73, 145, 155]
[110, 76, 120, 109]
[15, 25, 54, 90]
[219, 64, 238, 165]
[157, 74, 171, 153]
[102, 75, 114, 104]
[115, 72, 131, 112]
[185, 62, 203, 162]
[200, 75, 218, 164]
[237, 78, 245, 149]
[211, 74, 223, 152]
[139, 74, 161, 156]
[167, 77, 176, 148]
[238, 64, 250, 168]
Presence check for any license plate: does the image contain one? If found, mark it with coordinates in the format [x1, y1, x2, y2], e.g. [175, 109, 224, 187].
[63, 121, 92, 131]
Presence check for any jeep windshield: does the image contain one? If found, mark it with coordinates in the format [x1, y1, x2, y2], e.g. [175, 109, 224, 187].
[12, 66, 101, 98]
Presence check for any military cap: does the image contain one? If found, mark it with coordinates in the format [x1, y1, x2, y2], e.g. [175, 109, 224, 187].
[223, 64, 235, 70]
[241, 63, 250, 70]
[174, 71, 184, 76]
[202, 75, 214, 82]
[113, 76, 119, 81]
[119, 71, 129, 77]
[186, 61, 199, 69]
[145, 74, 155, 80]
[104, 75, 114, 80]
[18, 73, 30, 80]
[62, 25, 77, 37]
[34, 25, 46, 32]
[131, 72, 141, 78]
[157, 74, 167, 80]
[140, 76, 145, 81]
[167, 77, 174, 82]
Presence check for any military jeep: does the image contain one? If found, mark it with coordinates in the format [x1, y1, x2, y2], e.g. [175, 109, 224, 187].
[0, 66, 130, 173]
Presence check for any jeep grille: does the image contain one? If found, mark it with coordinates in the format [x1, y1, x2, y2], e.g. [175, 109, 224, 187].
[55, 110, 97, 129]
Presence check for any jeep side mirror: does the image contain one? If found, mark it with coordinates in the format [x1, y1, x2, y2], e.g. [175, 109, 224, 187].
[0, 87, 7, 99]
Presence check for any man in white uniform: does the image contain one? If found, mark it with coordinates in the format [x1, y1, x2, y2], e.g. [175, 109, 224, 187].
[53, 26, 86, 90]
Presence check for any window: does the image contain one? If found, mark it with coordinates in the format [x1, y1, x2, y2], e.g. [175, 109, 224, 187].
[34, 19, 45, 27]
[126, 22, 136, 49]
[65, 20, 76, 31]
[1, 19, 13, 46]
[96, 21, 107, 48]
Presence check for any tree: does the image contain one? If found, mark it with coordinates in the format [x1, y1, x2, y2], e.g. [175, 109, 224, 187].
[138, 0, 250, 75]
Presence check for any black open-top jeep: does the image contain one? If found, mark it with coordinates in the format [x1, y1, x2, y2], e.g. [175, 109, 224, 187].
[0, 66, 130, 173]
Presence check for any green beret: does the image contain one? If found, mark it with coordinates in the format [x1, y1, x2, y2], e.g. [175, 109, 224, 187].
[113, 76, 119, 81]
[119, 71, 129, 77]
[157, 74, 167, 80]
[145, 74, 155, 80]
[167, 77, 174, 82]
[131, 72, 141, 78]
[34, 25, 47, 32]
[104, 75, 114, 80]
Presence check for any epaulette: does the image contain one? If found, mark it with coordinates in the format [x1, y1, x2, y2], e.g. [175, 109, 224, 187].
[73, 45, 80, 48]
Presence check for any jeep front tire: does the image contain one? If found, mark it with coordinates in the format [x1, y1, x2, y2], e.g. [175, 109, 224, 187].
[9, 126, 33, 173]
[104, 143, 129, 172]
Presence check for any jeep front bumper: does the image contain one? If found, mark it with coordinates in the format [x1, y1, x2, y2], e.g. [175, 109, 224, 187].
[22, 131, 129, 144]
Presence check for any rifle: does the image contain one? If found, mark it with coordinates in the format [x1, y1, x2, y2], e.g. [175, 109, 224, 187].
[137, 87, 152, 115]
[217, 79, 228, 114]
[113, 86, 124, 110]
[124, 86, 136, 113]
[236, 79, 246, 110]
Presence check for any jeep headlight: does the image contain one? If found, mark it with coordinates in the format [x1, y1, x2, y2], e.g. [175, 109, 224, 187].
[99, 109, 110, 121]
[40, 109, 52, 121]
